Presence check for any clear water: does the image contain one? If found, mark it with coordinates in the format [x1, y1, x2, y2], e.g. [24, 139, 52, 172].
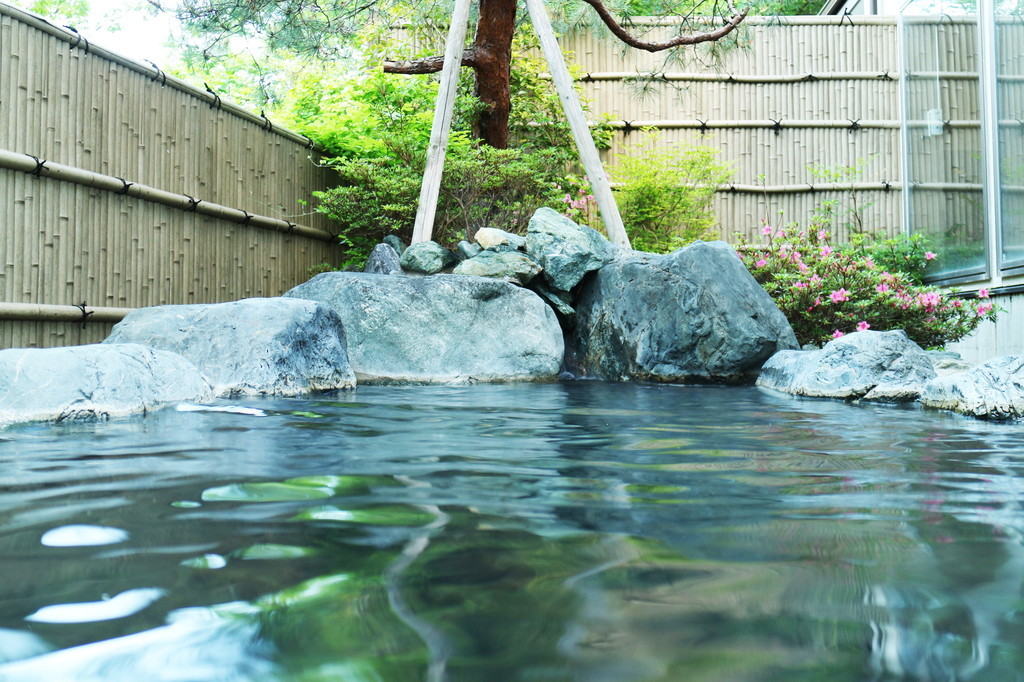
[1, 383, 1024, 682]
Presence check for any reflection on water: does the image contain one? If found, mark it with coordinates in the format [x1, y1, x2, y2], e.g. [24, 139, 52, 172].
[1, 383, 1024, 680]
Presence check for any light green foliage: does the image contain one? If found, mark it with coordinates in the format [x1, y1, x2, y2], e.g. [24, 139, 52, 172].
[611, 132, 732, 253]
[842, 232, 935, 285]
[284, 30, 615, 267]
[20, 0, 89, 23]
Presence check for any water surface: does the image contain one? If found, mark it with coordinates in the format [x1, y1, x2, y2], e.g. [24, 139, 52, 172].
[1, 383, 1023, 681]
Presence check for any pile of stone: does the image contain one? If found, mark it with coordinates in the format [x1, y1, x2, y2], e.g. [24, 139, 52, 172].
[0, 207, 799, 427]
[3, 205, 1018, 427]
[756, 329, 1024, 421]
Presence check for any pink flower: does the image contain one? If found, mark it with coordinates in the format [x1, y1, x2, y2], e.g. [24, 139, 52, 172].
[833, 330, 845, 339]
[820, 245, 833, 257]
[977, 303, 993, 316]
[794, 281, 808, 289]
[925, 252, 937, 260]
[864, 257, 875, 269]
[876, 283, 890, 293]
[817, 230, 828, 241]
[798, 261, 809, 273]
[761, 225, 774, 236]
[830, 288, 850, 303]
[755, 259, 767, 268]
[978, 288, 990, 299]
[809, 274, 822, 285]
[857, 321, 871, 332]
[917, 291, 941, 309]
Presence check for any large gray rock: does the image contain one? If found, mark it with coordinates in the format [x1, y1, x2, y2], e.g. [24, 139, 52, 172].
[104, 298, 356, 396]
[364, 243, 403, 275]
[921, 355, 1024, 420]
[399, 241, 457, 274]
[453, 250, 542, 285]
[526, 207, 615, 292]
[0, 344, 213, 427]
[285, 272, 564, 384]
[756, 329, 937, 402]
[570, 241, 798, 383]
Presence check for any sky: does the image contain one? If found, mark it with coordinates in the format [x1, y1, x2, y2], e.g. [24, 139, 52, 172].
[11, 0, 181, 65]
[79, 0, 179, 64]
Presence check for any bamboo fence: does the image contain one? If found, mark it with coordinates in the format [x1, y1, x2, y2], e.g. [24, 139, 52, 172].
[0, 1, 342, 348]
[556, 16, 905, 244]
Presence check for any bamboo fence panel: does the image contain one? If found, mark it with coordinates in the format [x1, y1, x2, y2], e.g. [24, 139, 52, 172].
[560, 16, 904, 242]
[0, 2, 343, 349]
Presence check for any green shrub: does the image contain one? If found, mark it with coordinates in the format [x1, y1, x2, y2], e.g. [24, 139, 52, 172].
[841, 232, 937, 285]
[737, 225, 998, 349]
[611, 133, 732, 253]
[314, 143, 568, 265]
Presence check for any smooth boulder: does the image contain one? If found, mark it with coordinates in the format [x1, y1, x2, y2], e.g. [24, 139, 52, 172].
[104, 298, 356, 396]
[570, 241, 798, 383]
[0, 344, 213, 427]
[399, 241, 457, 274]
[475, 227, 526, 251]
[921, 355, 1024, 420]
[453, 250, 542, 285]
[285, 272, 564, 384]
[526, 208, 615, 292]
[756, 329, 937, 402]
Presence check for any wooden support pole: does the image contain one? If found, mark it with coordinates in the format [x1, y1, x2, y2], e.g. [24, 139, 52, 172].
[411, 0, 473, 243]
[525, 0, 630, 248]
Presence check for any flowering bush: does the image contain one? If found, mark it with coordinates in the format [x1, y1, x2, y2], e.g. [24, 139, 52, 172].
[737, 225, 999, 349]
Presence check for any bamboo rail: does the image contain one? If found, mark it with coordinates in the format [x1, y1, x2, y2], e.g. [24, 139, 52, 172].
[716, 181, 902, 193]
[577, 71, 900, 82]
[0, 149, 336, 242]
[0, 302, 131, 323]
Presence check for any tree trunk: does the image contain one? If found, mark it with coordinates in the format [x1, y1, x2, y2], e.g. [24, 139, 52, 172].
[470, 0, 517, 148]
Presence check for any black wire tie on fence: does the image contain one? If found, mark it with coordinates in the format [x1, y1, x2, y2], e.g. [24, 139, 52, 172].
[621, 120, 635, 133]
[770, 119, 783, 136]
[882, 180, 892, 192]
[74, 301, 93, 329]
[803, 74, 817, 82]
[64, 26, 89, 53]
[26, 156, 47, 177]
[726, 75, 736, 83]
[943, 119, 953, 134]
[840, 8, 854, 25]
[260, 111, 273, 132]
[808, 183, 816, 193]
[848, 119, 861, 134]
[697, 119, 709, 135]
[879, 71, 894, 81]
[286, 222, 297, 234]
[145, 60, 167, 86]
[115, 178, 133, 195]
[304, 135, 315, 150]
[204, 83, 222, 110]
[185, 195, 201, 212]
[581, 72, 593, 82]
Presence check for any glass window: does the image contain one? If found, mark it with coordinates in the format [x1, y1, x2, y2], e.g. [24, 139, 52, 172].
[996, 0, 1024, 271]
[901, 1, 988, 281]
